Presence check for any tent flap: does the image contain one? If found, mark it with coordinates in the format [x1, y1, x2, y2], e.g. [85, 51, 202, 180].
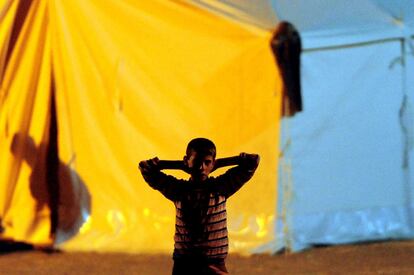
[0, 0, 52, 246]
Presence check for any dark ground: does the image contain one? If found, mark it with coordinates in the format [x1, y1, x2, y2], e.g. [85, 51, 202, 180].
[0, 240, 414, 274]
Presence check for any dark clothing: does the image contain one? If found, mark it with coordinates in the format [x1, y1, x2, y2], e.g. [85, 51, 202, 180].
[172, 258, 228, 275]
[140, 154, 258, 273]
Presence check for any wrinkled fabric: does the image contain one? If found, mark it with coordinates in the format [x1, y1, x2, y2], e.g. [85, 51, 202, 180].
[0, 0, 282, 253]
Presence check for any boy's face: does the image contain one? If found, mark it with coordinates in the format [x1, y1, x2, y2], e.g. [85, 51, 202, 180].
[184, 151, 215, 181]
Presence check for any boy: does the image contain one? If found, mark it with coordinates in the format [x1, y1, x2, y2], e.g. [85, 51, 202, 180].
[139, 138, 259, 274]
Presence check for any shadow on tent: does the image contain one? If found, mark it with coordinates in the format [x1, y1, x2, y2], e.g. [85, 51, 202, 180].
[1, 91, 91, 253]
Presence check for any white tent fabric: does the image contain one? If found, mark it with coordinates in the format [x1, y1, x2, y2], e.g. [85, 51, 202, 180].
[271, 0, 414, 49]
[192, 0, 414, 251]
[272, 0, 414, 252]
[277, 40, 414, 251]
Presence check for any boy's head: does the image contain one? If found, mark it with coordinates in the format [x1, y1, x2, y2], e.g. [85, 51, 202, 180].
[184, 138, 216, 181]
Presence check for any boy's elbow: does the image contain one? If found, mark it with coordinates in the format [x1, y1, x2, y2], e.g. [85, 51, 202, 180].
[240, 153, 260, 171]
[253, 154, 260, 167]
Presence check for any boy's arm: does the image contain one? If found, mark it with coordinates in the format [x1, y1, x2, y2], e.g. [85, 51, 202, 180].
[153, 158, 239, 173]
[157, 160, 190, 173]
[215, 153, 260, 198]
[212, 156, 241, 172]
[139, 157, 185, 201]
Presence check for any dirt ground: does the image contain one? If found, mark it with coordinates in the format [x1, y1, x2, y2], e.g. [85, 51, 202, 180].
[1, 240, 414, 274]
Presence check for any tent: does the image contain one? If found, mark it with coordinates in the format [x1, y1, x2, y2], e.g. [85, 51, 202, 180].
[271, 0, 414, 252]
[2, 0, 413, 254]
[0, 0, 286, 253]
[191, 0, 414, 252]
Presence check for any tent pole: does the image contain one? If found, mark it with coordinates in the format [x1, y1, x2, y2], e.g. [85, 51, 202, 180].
[399, 36, 414, 234]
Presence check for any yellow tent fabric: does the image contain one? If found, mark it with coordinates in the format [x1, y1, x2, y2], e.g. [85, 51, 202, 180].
[1, 0, 282, 254]
[0, 0, 52, 246]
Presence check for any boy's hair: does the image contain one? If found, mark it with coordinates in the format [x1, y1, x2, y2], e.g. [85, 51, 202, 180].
[186, 138, 216, 158]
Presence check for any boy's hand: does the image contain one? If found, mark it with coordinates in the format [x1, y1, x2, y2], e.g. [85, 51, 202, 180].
[139, 157, 160, 172]
[181, 160, 191, 174]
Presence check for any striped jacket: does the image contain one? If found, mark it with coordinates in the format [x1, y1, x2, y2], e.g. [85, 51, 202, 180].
[140, 156, 258, 261]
